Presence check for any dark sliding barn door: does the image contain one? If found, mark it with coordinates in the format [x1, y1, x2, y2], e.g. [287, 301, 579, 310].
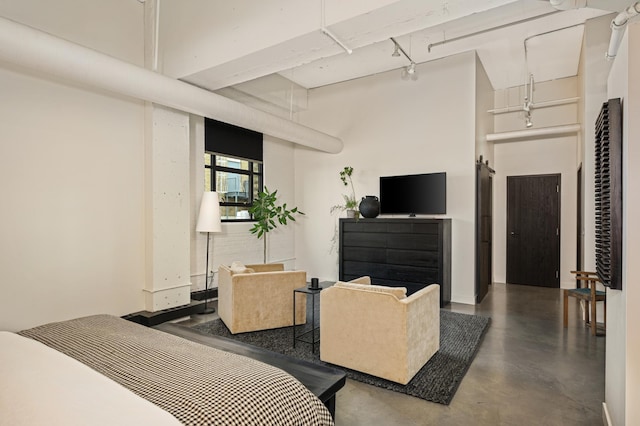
[576, 165, 583, 287]
[476, 159, 494, 303]
[506, 174, 560, 288]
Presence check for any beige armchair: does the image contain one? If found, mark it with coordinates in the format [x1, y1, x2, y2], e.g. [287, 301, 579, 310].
[320, 277, 440, 384]
[217, 263, 307, 334]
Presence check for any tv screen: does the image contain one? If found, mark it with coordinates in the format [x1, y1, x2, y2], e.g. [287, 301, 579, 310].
[379, 172, 446, 215]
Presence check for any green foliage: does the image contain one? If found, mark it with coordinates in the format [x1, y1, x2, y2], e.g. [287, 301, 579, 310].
[339, 166, 354, 186]
[330, 166, 358, 213]
[249, 186, 304, 239]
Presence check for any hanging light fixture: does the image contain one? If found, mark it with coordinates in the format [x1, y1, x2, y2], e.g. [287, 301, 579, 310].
[390, 37, 418, 81]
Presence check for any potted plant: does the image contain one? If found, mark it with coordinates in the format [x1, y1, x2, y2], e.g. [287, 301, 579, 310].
[249, 186, 304, 263]
[330, 166, 359, 218]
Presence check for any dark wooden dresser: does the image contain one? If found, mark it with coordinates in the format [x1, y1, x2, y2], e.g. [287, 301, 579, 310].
[339, 218, 451, 306]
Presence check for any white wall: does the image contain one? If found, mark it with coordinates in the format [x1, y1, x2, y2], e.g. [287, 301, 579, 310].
[605, 20, 640, 426]
[475, 53, 495, 168]
[623, 21, 640, 425]
[262, 136, 301, 267]
[581, 14, 614, 272]
[188, 123, 300, 291]
[0, 0, 146, 331]
[493, 78, 579, 288]
[295, 52, 478, 304]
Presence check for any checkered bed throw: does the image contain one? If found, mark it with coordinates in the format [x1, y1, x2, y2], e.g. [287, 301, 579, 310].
[19, 315, 333, 426]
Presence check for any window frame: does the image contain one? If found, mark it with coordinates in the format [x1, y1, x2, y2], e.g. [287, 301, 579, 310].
[205, 151, 263, 222]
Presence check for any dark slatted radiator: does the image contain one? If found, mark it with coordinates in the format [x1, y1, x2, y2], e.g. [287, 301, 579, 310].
[594, 98, 622, 290]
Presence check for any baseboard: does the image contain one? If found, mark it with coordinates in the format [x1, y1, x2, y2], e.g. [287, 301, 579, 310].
[123, 300, 208, 327]
[122, 289, 218, 326]
[602, 402, 612, 426]
[190, 287, 218, 301]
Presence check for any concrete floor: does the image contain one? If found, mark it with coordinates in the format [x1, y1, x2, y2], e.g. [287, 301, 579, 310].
[179, 283, 605, 426]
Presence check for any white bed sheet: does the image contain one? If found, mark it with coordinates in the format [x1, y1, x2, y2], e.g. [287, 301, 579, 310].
[0, 331, 182, 426]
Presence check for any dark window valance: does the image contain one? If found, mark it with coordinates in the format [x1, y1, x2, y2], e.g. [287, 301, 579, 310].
[204, 118, 263, 162]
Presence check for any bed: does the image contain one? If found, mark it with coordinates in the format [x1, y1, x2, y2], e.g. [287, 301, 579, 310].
[1, 315, 335, 425]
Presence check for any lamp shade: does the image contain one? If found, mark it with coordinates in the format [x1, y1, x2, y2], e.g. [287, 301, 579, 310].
[196, 192, 222, 233]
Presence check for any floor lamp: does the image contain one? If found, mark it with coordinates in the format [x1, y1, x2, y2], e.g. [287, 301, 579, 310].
[196, 192, 222, 314]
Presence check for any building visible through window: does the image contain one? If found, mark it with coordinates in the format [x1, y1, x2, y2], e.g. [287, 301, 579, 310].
[204, 152, 262, 220]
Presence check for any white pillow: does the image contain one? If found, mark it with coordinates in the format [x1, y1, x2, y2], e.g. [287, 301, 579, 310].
[230, 261, 253, 274]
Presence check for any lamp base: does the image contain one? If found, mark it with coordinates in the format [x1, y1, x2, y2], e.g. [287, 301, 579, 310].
[197, 307, 215, 315]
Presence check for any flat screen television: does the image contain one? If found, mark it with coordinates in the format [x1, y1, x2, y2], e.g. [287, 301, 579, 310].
[379, 172, 446, 215]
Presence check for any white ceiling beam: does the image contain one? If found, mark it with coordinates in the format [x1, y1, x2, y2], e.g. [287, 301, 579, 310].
[168, 0, 521, 90]
[159, 0, 404, 79]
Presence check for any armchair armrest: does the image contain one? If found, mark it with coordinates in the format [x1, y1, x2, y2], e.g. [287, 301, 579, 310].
[231, 270, 306, 289]
[401, 283, 440, 307]
[402, 284, 440, 376]
[246, 263, 285, 273]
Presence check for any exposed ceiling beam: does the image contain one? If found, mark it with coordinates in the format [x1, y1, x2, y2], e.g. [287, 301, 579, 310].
[0, 16, 343, 153]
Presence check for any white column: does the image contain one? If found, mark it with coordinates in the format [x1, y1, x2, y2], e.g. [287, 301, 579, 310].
[143, 104, 192, 311]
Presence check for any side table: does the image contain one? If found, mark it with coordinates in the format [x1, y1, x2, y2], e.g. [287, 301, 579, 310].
[293, 286, 322, 353]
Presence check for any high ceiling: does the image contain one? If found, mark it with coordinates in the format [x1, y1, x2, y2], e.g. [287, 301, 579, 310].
[173, 1, 627, 104]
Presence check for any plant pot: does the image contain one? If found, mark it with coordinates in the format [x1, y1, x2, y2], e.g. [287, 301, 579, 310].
[346, 209, 359, 219]
[359, 195, 380, 218]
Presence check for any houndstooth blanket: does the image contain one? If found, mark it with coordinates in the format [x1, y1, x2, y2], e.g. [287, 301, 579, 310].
[19, 315, 333, 426]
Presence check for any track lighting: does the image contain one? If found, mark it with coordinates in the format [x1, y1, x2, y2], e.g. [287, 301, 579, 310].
[523, 73, 534, 128]
[390, 37, 418, 81]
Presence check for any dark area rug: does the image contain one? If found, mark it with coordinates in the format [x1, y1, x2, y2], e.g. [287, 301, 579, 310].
[193, 310, 490, 405]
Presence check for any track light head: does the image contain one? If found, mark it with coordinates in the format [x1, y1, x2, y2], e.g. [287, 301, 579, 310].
[392, 45, 401, 57]
[401, 62, 418, 81]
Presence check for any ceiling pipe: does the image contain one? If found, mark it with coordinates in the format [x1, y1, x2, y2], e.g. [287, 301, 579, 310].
[488, 97, 580, 114]
[606, 2, 640, 59]
[549, 1, 640, 60]
[321, 27, 353, 55]
[427, 11, 559, 53]
[549, 0, 587, 10]
[486, 124, 581, 142]
[0, 16, 343, 154]
[320, 0, 351, 55]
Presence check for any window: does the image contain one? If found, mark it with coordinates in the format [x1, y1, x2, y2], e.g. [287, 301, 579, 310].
[204, 152, 262, 221]
[204, 118, 263, 222]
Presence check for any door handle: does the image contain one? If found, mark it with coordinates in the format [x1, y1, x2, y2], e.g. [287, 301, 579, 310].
[510, 231, 519, 237]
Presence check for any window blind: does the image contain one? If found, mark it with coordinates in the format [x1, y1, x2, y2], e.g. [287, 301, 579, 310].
[204, 118, 263, 162]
